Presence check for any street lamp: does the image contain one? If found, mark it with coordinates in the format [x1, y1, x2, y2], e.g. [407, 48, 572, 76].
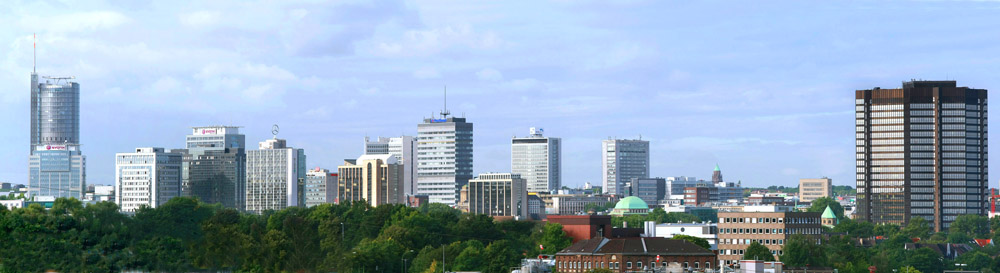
[341, 222, 346, 242]
[402, 250, 414, 273]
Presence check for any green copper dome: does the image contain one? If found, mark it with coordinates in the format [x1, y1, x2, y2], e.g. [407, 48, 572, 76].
[615, 196, 649, 210]
[821, 205, 836, 219]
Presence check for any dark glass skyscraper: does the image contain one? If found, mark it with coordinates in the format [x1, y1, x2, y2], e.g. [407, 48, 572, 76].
[856, 80, 988, 231]
[177, 126, 246, 210]
[29, 72, 86, 199]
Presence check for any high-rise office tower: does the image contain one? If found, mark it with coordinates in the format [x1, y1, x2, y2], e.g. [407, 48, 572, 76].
[337, 154, 405, 206]
[511, 127, 562, 193]
[29, 69, 85, 199]
[305, 168, 337, 207]
[176, 126, 246, 210]
[856, 80, 988, 231]
[417, 95, 473, 205]
[364, 136, 417, 196]
[114, 148, 182, 213]
[601, 138, 650, 195]
[245, 137, 306, 213]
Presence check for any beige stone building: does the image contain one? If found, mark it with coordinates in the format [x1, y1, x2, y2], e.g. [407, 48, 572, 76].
[798, 178, 832, 203]
[717, 211, 822, 268]
[337, 154, 405, 206]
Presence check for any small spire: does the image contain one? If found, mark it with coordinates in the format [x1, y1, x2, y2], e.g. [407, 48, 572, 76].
[714, 164, 720, 172]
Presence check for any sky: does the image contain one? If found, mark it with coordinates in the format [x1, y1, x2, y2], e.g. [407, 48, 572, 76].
[2, 0, 1000, 189]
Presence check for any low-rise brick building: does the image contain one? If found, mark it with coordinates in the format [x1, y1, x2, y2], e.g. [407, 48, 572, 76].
[555, 237, 716, 273]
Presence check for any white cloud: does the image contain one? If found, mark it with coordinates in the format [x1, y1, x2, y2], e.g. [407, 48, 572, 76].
[584, 42, 656, 70]
[507, 78, 539, 90]
[367, 23, 505, 56]
[19, 11, 130, 33]
[413, 67, 441, 79]
[179, 11, 221, 27]
[476, 68, 503, 81]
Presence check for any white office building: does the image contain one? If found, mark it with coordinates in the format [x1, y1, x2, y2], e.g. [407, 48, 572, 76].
[601, 138, 650, 195]
[246, 138, 306, 213]
[653, 222, 719, 250]
[511, 127, 561, 193]
[114, 147, 182, 213]
[417, 113, 473, 206]
[364, 136, 417, 196]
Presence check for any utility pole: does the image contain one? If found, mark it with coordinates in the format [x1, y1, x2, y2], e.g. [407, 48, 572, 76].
[341, 222, 345, 242]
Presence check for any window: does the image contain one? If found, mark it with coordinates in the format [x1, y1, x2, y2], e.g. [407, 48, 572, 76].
[627, 262, 632, 269]
[684, 262, 689, 268]
[638, 261, 643, 269]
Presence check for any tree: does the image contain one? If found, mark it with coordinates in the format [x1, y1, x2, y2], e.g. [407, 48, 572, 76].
[483, 240, 522, 273]
[900, 217, 932, 239]
[538, 223, 572, 254]
[672, 234, 711, 250]
[905, 247, 943, 273]
[780, 235, 826, 267]
[899, 266, 922, 273]
[807, 197, 844, 220]
[955, 251, 992, 271]
[951, 215, 990, 238]
[873, 224, 901, 237]
[742, 242, 774, 261]
[832, 218, 874, 238]
[585, 269, 615, 273]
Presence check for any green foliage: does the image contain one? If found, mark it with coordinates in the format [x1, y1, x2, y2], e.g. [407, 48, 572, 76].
[538, 223, 572, 255]
[905, 247, 943, 273]
[672, 234, 710, 250]
[806, 197, 844, 220]
[951, 215, 990, 238]
[832, 218, 874, 237]
[585, 269, 615, 273]
[780, 235, 826, 267]
[742, 241, 774, 261]
[0, 197, 556, 273]
[955, 251, 992, 271]
[611, 208, 699, 227]
[900, 217, 932, 239]
[899, 266, 922, 273]
[584, 200, 616, 213]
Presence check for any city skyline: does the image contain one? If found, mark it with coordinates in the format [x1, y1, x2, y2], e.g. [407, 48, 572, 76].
[4, 1, 1000, 189]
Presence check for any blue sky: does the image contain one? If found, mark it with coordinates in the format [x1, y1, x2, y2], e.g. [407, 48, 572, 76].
[2, 0, 999, 188]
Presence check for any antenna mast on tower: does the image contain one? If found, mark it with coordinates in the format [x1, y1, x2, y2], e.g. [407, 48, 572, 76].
[441, 85, 451, 118]
[33, 33, 36, 73]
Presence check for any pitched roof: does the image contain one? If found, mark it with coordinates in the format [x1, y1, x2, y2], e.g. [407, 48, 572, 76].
[557, 237, 715, 256]
[821, 205, 836, 219]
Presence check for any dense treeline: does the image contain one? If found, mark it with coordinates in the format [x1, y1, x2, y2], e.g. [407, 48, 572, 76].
[0, 197, 573, 273]
[777, 197, 1000, 273]
[779, 208, 1000, 273]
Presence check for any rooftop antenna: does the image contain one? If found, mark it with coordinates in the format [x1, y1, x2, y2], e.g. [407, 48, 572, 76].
[33, 33, 36, 74]
[441, 85, 451, 118]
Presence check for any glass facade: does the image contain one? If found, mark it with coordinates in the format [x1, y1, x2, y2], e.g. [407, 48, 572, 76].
[511, 129, 561, 193]
[602, 139, 650, 195]
[180, 126, 246, 210]
[856, 81, 989, 231]
[29, 74, 85, 199]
